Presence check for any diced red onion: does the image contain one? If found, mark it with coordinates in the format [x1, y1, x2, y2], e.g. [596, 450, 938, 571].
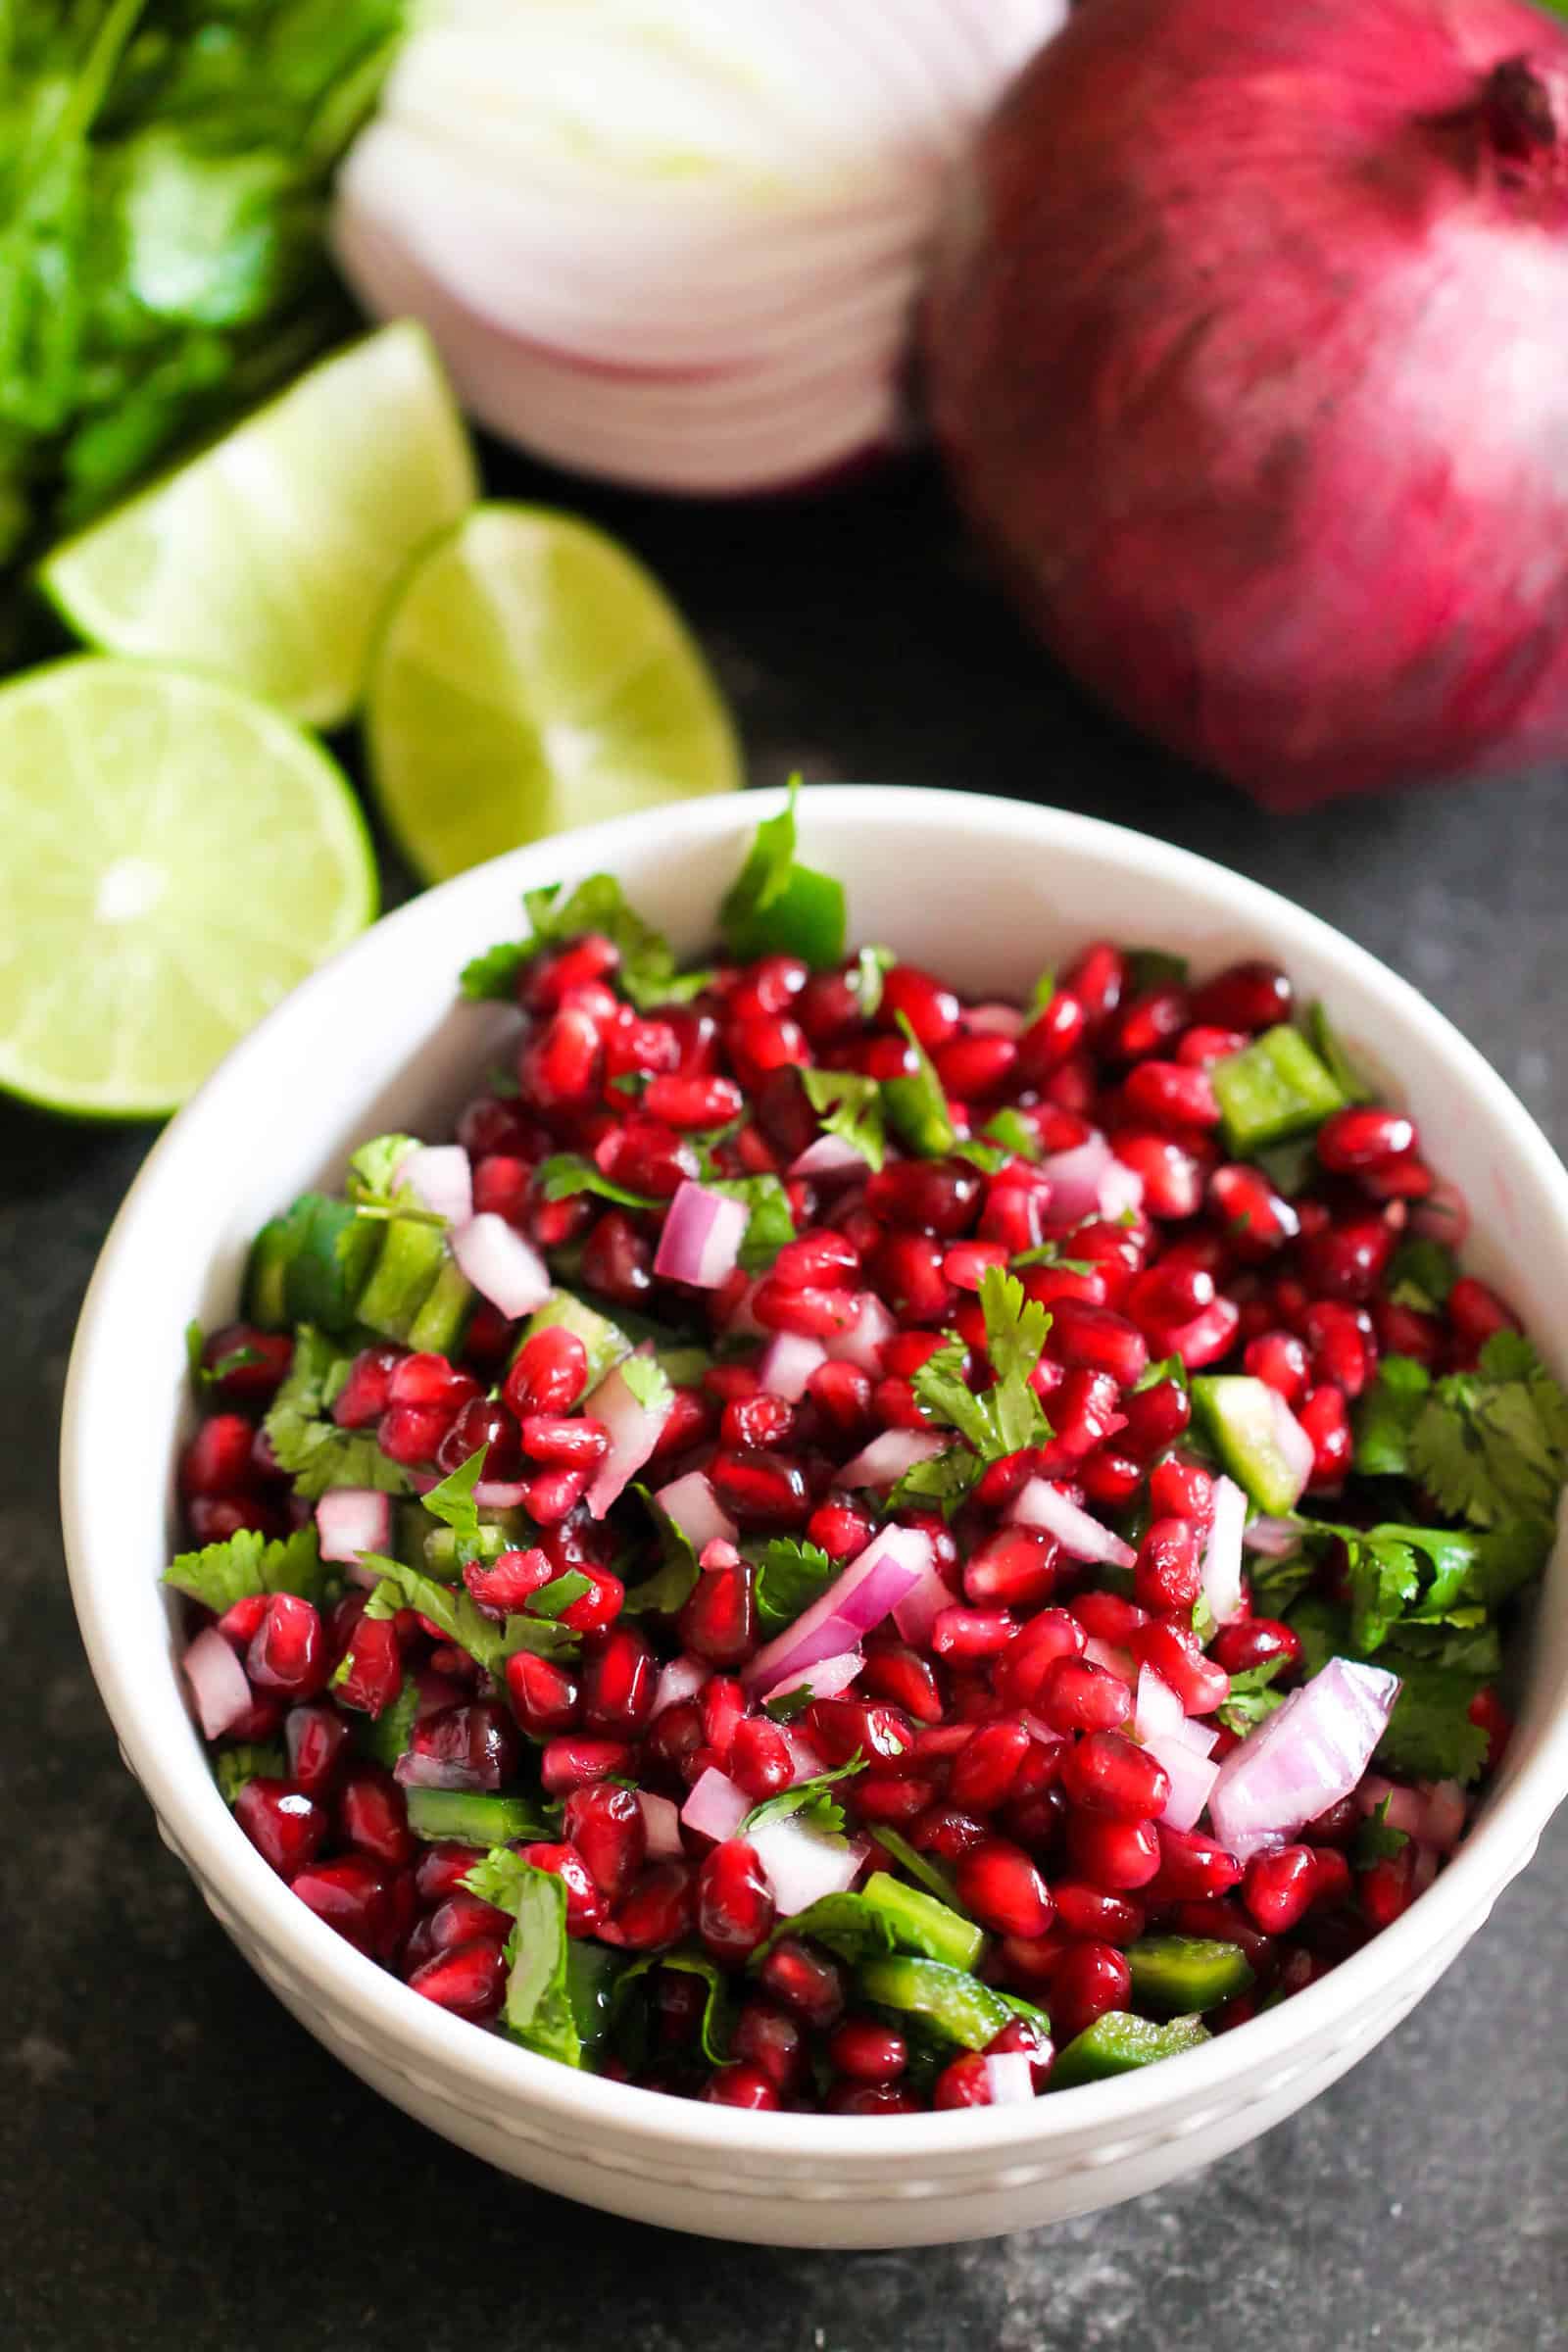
[838, 1427, 946, 1489]
[780, 1726, 829, 1786]
[983, 2051, 1038, 2106]
[1412, 1179, 1470, 1250]
[398, 1142, 473, 1226]
[1356, 1775, 1427, 1839]
[315, 1488, 391, 1563]
[472, 1480, 530, 1509]
[1419, 1779, 1468, 1852]
[1134, 1665, 1183, 1741]
[653, 1470, 738, 1555]
[964, 1002, 1025, 1039]
[394, 1750, 483, 1792]
[652, 1652, 711, 1718]
[584, 1359, 672, 1517]
[638, 1790, 685, 1860]
[760, 1648, 863, 1709]
[1040, 1131, 1111, 1227]
[821, 1291, 898, 1374]
[1170, 1715, 1220, 1759]
[1146, 1733, 1221, 1834]
[680, 1765, 751, 1844]
[750, 1817, 866, 1917]
[758, 1330, 829, 1401]
[182, 1628, 252, 1741]
[1208, 1657, 1401, 1862]
[1008, 1477, 1137, 1569]
[743, 1524, 934, 1690]
[789, 1133, 873, 1182]
[1200, 1475, 1248, 1626]
[1244, 1515, 1305, 1558]
[700, 1537, 741, 1572]
[1098, 1158, 1145, 1221]
[1410, 1845, 1441, 1897]
[1083, 1635, 1135, 1684]
[451, 1212, 551, 1318]
[892, 1553, 956, 1646]
[1265, 1390, 1315, 1511]
[653, 1180, 750, 1290]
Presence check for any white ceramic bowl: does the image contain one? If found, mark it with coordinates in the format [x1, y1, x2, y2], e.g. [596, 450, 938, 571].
[61, 786, 1568, 2248]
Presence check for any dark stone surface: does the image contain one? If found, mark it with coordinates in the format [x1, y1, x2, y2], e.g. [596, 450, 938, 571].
[7, 451, 1568, 2349]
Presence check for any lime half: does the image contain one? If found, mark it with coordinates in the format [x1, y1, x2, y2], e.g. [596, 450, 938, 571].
[40, 322, 476, 728]
[0, 660, 376, 1117]
[365, 503, 742, 881]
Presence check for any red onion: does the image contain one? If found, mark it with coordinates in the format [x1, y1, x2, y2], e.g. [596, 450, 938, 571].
[1148, 1735, 1221, 1836]
[821, 1292, 898, 1375]
[839, 1427, 947, 1490]
[926, 0, 1568, 806]
[1082, 1635, 1135, 1686]
[181, 1627, 251, 1741]
[982, 2051, 1038, 2106]
[398, 1142, 472, 1226]
[1208, 1658, 1400, 1861]
[653, 1180, 750, 1290]
[472, 1480, 531, 1510]
[1134, 1665, 1183, 1742]
[315, 1488, 391, 1563]
[757, 1331, 829, 1402]
[760, 1648, 863, 1710]
[653, 1470, 738, 1555]
[750, 1816, 866, 1917]
[1244, 1516, 1306, 1559]
[743, 1524, 934, 1690]
[1356, 1775, 1428, 1840]
[1419, 1779, 1468, 1852]
[652, 1652, 711, 1719]
[451, 1212, 551, 1319]
[1038, 1133, 1109, 1229]
[584, 1360, 672, 1517]
[638, 1789, 685, 1860]
[1200, 1476, 1248, 1626]
[1009, 1477, 1137, 1570]
[892, 1553, 956, 1647]
[1098, 1159, 1145, 1222]
[789, 1133, 873, 1182]
[680, 1766, 751, 1845]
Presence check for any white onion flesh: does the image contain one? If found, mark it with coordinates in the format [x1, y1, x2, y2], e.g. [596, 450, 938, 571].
[182, 1628, 252, 1741]
[315, 1489, 391, 1564]
[750, 1815, 866, 1916]
[680, 1765, 751, 1844]
[398, 1143, 473, 1227]
[450, 1213, 551, 1319]
[653, 1470, 738, 1555]
[1008, 1478, 1137, 1569]
[1200, 1476, 1249, 1626]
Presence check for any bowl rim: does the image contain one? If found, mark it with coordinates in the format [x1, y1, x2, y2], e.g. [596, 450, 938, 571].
[60, 781, 1568, 2165]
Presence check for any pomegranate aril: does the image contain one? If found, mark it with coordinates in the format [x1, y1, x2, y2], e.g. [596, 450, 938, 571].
[290, 1855, 392, 1954]
[806, 1497, 875, 1560]
[1116, 1377, 1192, 1460]
[703, 2063, 782, 2111]
[1061, 1730, 1169, 1823]
[677, 1556, 758, 1667]
[1148, 1456, 1214, 1528]
[283, 1701, 351, 1795]
[1298, 1383, 1352, 1487]
[1358, 1845, 1417, 1930]
[504, 1649, 580, 1737]
[1190, 959, 1293, 1033]
[615, 1861, 697, 1951]
[234, 1780, 326, 1876]
[696, 1838, 776, 1959]
[643, 1072, 745, 1128]
[1152, 1827, 1244, 1903]
[826, 2016, 909, 2084]
[757, 1936, 848, 2030]
[807, 1699, 915, 1769]
[1051, 1940, 1135, 2041]
[948, 1716, 1032, 1812]
[201, 1324, 295, 1405]
[1122, 1058, 1220, 1127]
[961, 1527, 1059, 1611]
[956, 1838, 1054, 1936]
[865, 1157, 983, 1238]
[1447, 1277, 1521, 1351]
[502, 1327, 589, 1418]
[730, 2000, 806, 2092]
[332, 1344, 405, 1428]
[580, 1627, 658, 1737]
[1316, 1105, 1417, 1171]
[931, 1605, 1018, 1663]
[337, 1766, 415, 1867]
[334, 1617, 405, 1718]
[1242, 1844, 1317, 1934]
[409, 1938, 508, 2023]
[729, 1715, 795, 1800]
[858, 1642, 944, 1723]
[520, 1841, 607, 1935]
[427, 1891, 514, 1950]
[562, 1782, 648, 1900]
[376, 1401, 452, 1468]
[1131, 1618, 1230, 1716]
[540, 1736, 634, 1795]
[1038, 1656, 1131, 1738]
[1210, 1618, 1302, 1679]
[180, 1413, 258, 1497]
[557, 1563, 624, 1636]
[1066, 1812, 1161, 1891]
[1134, 1517, 1202, 1615]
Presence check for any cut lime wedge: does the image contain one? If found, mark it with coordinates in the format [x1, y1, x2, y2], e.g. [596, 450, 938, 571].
[364, 503, 742, 881]
[40, 322, 476, 727]
[0, 659, 376, 1118]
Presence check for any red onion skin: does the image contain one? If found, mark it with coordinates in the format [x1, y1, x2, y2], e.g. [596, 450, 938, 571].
[925, 0, 1568, 807]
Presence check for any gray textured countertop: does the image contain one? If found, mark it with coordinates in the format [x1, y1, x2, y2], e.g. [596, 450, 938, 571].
[7, 456, 1567, 2350]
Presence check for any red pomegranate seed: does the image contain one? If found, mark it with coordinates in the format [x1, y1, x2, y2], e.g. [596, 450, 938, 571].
[858, 1642, 944, 1723]
[409, 1938, 508, 2022]
[1062, 1731, 1169, 1823]
[1066, 1812, 1161, 1891]
[931, 1605, 1018, 1663]
[729, 1716, 794, 1800]
[879, 962, 959, 1047]
[677, 1556, 758, 1666]
[503, 1327, 589, 1418]
[948, 1717, 1032, 1812]
[579, 1628, 658, 1738]
[1190, 959, 1293, 1032]
[807, 1361, 875, 1440]
[427, 1891, 513, 1950]
[1358, 1845, 1417, 1930]
[615, 1861, 698, 1951]
[1123, 1059, 1220, 1127]
[1209, 1163, 1300, 1255]
[562, 1782, 648, 1900]
[643, 1073, 745, 1129]
[696, 1839, 776, 1960]
[1038, 1656, 1132, 1738]
[757, 1936, 848, 2029]
[961, 1527, 1059, 1611]
[1316, 1106, 1417, 1171]
[730, 2000, 807, 2092]
[289, 1855, 392, 1954]
[1151, 1826, 1244, 1902]
[334, 1617, 404, 1718]
[337, 1766, 415, 1868]
[1051, 1936, 1138, 2035]
[807, 1699, 915, 1769]
[330, 1344, 405, 1428]
[519, 1842, 607, 1935]
[1308, 1846, 1353, 1910]
[1468, 1685, 1513, 1771]
[1245, 1329, 1310, 1401]
[1116, 1377, 1192, 1460]
[472, 1154, 532, 1224]
[556, 1563, 624, 1636]
[1046, 1298, 1150, 1389]
[1211, 1618, 1302, 1679]
[806, 1497, 876, 1559]
[956, 1838, 1054, 1936]
[1053, 1882, 1145, 1945]
[283, 1701, 351, 1795]
[1134, 1517, 1202, 1615]
[376, 1401, 452, 1468]
[504, 1649, 580, 1736]
[233, 1780, 326, 1877]
[1130, 1619, 1230, 1716]
[1242, 1845, 1318, 1934]
[1298, 1383, 1352, 1486]
[702, 2064, 782, 2111]
[1017, 988, 1087, 1081]
[415, 1842, 485, 1905]
[1148, 1456, 1214, 1527]
[201, 1324, 295, 1405]
[701, 1675, 747, 1760]
[180, 1413, 258, 1497]
[826, 2016, 909, 2084]
[866, 1157, 983, 1238]
[540, 1736, 634, 1795]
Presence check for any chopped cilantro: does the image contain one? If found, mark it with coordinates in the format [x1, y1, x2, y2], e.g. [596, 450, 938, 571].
[1385, 1237, 1458, 1315]
[620, 1355, 674, 1417]
[346, 1133, 422, 1211]
[703, 1173, 796, 1272]
[885, 1443, 984, 1517]
[910, 1268, 1052, 1470]
[1375, 1664, 1491, 1785]
[882, 1013, 958, 1157]
[264, 1326, 409, 1501]
[741, 1753, 867, 1838]
[753, 1539, 838, 1635]
[621, 1484, 703, 1616]
[461, 873, 711, 1014]
[165, 1525, 328, 1612]
[526, 1570, 593, 1620]
[535, 1154, 662, 1212]
[354, 1554, 577, 1678]
[612, 1948, 732, 2069]
[353, 1673, 420, 1769]
[214, 1744, 285, 1804]
[981, 1106, 1043, 1163]
[1408, 1330, 1568, 1530]
[1216, 1655, 1289, 1736]
[1010, 1242, 1095, 1275]
[762, 1684, 816, 1722]
[419, 1447, 487, 1557]
[801, 1067, 887, 1174]
[718, 779, 847, 968]
[1353, 1355, 1432, 1479]
[1136, 1352, 1190, 1394]
[1352, 1795, 1409, 1868]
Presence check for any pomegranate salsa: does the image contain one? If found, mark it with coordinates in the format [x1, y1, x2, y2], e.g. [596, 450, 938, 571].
[172, 795, 1564, 2114]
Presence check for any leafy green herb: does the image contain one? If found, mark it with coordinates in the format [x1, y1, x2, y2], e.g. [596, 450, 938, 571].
[1374, 1663, 1490, 1785]
[882, 1012, 958, 1157]
[751, 1889, 898, 1970]
[741, 1753, 867, 1838]
[214, 1743, 285, 1803]
[165, 1525, 327, 1611]
[981, 1106, 1042, 1163]
[753, 1539, 838, 1635]
[462, 872, 710, 1013]
[1125, 948, 1190, 993]
[1136, 1352, 1190, 1395]
[869, 1826, 968, 1913]
[801, 1067, 886, 1174]
[480, 1858, 585, 2065]
[1385, 1237, 1458, 1315]
[534, 1153, 662, 1212]
[620, 1354, 674, 1417]
[1216, 1655, 1289, 1736]
[762, 1683, 815, 1723]
[885, 1442, 984, 1517]
[847, 944, 896, 1018]
[1254, 1133, 1320, 1199]
[1408, 1330, 1568, 1530]
[0, 0, 405, 569]
[1352, 1795, 1409, 1868]
[526, 1570, 592, 1620]
[1306, 1001, 1375, 1105]
[612, 1948, 732, 2069]
[184, 1318, 263, 1389]
[1353, 1355, 1432, 1479]
[1298, 1515, 1548, 1654]
[703, 1173, 796, 1273]
[354, 1553, 577, 1678]
[1010, 1241, 1094, 1275]
[718, 778, 846, 968]
[264, 1325, 409, 1500]
[419, 1446, 487, 1555]
[911, 1268, 1052, 1468]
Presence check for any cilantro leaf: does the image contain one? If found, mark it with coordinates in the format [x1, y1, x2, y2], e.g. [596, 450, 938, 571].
[1344, 1535, 1421, 1654]
[612, 1948, 732, 2069]
[1125, 949, 1190, 993]
[1027, 968, 1055, 1016]
[456, 939, 530, 1002]
[214, 1744, 286, 1804]
[419, 1447, 487, 1555]
[910, 1271, 1053, 1477]
[353, 1673, 421, 1769]
[762, 1684, 815, 1722]
[1010, 1242, 1095, 1275]
[910, 1337, 996, 1458]
[526, 1570, 592, 1620]
[264, 1326, 409, 1501]
[882, 1013, 957, 1157]
[869, 1827, 967, 1912]
[1352, 1795, 1410, 1868]
[620, 1355, 674, 1416]
[165, 1525, 328, 1612]
[718, 779, 846, 968]
[1136, 1352, 1190, 1395]
[979, 1265, 1052, 1389]
[534, 1153, 662, 1212]
[1306, 1002, 1375, 1104]
[1216, 1655, 1289, 1736]
[354, 1554, 577, 1678]
[1409, 1334, 1568, 1528]
[801, 1067, 887, 1174]
[753, 1539, 838, 1635]
[981, 1106, 1043, 1163]
[621, 1484, 703, 1616]
[885, 1443, 984, 1517]
[1374, 1665, 1491, 1785]
[485, 1859, 585, 2065]
[462, 874, 710, 1014]
[1385, 1238, 1458, 1315]
[1353, 1355, 1432, 1479]
[741, 1753, 868, 1838]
